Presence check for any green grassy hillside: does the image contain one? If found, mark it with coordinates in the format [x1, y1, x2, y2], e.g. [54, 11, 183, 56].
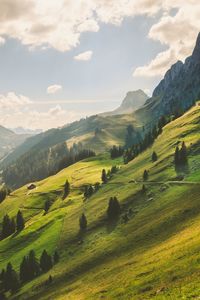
[1, 104, 200, 299]
[1, 113, 137, 168]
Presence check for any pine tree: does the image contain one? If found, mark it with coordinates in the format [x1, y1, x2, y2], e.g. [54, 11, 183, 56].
[143, 170, 148, 181]
[101, 169, 107, 184]
[3, 263, 19, 293]
[180, 141, 187, 164]
[152, 151, 158, 162]
[16, 210, 25, 232]
[88, 185, 94, 197]
[40, 250, 52, 273]
[44, 200, 51, 214]
[27, 250, 40, 279]
[2, 214, 15, 239]
[174, 146, 180, 166]
[107, 197, 120, 220]
[20, 256, 28, 283]
[63, 180, 70, 199]
[79, 213, 87, 231]
[53, 251, 59, 264]
[10, 218, 16, 235]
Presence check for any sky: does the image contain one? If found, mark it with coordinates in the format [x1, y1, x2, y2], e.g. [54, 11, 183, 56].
[0, 0, 199, 130]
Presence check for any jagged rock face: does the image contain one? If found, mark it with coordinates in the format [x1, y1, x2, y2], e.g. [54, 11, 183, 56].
[136, 32, 200, 124]
[153, 61, 184, 97]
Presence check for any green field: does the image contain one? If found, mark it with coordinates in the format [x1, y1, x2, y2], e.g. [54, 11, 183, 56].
[1, 104, 200, 299]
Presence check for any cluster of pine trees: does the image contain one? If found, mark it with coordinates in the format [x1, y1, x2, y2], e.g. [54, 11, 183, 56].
[124, 116, 168, 164]
[101, 166, 119, 184]
[1, 211, 25, 240]
[110, 145, 124, 159]
[3, 142, 95, 189]
[79, 196, 121, 232]
[174, 142, 188, 167]
[84, 183, 100, 199]
[0, 249, 59, 295]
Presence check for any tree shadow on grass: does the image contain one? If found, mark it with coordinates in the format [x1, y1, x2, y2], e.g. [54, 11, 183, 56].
[175, 162, 190, 178]
[106, 215, 120, 234]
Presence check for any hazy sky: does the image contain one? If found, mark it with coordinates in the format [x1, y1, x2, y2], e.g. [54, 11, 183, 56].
[0, 0, 199, 130]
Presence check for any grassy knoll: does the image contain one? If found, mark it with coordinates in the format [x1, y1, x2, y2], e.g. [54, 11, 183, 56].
[1, 104, 200, 299]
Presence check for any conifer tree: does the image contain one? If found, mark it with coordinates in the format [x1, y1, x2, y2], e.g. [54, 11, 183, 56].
[3, 263, 19, 293]
[79, 213, 87, 231]
[27, 250, 40, 279]
[143, 170, 148, 181]
[180, 141, 187, 164]
[53, 251, 59, 264]
[19, 256, 28, 283]
[152, 151, 158, 162]
[40, 250, 52, 273]
[63, 180, 70, 199]
[10, 218, 16, 235]
[2, 214, 15, 239]
[101, 169, 107, 184]
[174, 146, 180, 166]
[88, 185, 94, 197]
[16, 210, 25, 232]
[44, 200, 51, 214]
[107, 197, 120, 220]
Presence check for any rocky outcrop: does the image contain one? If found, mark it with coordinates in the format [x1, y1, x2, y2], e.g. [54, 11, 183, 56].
[102, 89, 148, 116]
[135, 32, 200, 125]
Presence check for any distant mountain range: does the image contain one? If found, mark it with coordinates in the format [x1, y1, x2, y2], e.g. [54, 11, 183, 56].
[101, 89, 148, 116]
[0, 126, 30, 161]
[10, 127, 43, 135]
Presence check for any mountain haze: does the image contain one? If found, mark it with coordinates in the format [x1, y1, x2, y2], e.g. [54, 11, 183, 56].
[0, 125, 29, 160]
[101, 89, 148, 116]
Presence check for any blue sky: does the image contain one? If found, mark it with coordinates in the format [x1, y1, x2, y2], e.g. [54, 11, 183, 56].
[0, 1, 199, 129]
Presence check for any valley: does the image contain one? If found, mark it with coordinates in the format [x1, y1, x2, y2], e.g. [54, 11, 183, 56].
[1, 103, 200, 299]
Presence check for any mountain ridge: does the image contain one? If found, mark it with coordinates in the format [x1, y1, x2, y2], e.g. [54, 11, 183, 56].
[134, 32, 200, 126]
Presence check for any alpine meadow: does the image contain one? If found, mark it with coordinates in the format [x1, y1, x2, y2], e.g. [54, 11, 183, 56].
[0, 1, 200, 300]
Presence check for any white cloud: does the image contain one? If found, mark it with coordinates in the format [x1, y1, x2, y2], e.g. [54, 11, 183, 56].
[0, 95, 83, 130]
[0, 92, 32, 110]
[133, 2, 200, 77]
[74, 50, 93, 61]
[47, 84, 62, 94]
[0, 0, 165, 52]
[0, 0, 198, 78]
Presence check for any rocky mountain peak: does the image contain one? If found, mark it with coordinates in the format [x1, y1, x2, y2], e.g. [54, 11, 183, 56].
[192, 32, 200, 59]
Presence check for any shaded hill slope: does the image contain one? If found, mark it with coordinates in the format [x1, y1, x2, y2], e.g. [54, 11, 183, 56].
[1, 103, 200, 299]
[134, 32, 200, 127]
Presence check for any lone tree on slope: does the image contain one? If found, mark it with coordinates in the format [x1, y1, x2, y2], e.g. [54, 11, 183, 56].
[107, 197, 121, 220]
[16, 210, 25, 232]
[143, 170, 149, 181]
[152, 151, 158, 162]
[63, 180, 70, 199]
[101, 169, 107, 184]
[79, 213, 87, 231]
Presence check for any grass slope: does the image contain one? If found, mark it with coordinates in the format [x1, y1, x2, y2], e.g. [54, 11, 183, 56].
[1, 104, 200, 299]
